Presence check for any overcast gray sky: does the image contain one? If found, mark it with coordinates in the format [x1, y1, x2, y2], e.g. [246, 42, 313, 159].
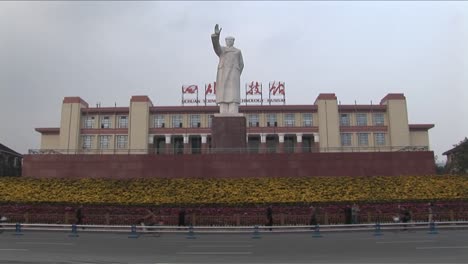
[1, 1, 467, 162]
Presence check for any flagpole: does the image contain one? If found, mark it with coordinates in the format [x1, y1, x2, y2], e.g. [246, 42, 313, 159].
[260, 83, 263, 106]
[283, 82, 286, 105]
[269, 82, 272, 106]
[245, 83, 248, 106]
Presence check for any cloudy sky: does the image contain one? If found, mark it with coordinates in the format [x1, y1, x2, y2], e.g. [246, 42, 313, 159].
[0, 1, 467, 161]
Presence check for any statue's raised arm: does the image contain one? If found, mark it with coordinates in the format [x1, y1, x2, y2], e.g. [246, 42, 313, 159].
[211, 24, 222, 57]
[214, 24, 222, 36]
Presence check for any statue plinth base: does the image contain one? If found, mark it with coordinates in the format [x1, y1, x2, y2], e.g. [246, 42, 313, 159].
[211, 115, 247, 153]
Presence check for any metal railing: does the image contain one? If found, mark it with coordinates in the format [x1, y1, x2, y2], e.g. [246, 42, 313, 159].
[4, 211, 466, 226]
[1, 221, 467, 236]
[28, 146, 430, 155]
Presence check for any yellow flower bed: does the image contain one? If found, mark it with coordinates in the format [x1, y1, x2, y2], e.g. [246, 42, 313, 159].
[0, 175, 466, 205]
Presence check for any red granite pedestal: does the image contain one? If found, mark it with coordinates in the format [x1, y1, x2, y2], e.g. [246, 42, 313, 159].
[211, 116, 247, 153]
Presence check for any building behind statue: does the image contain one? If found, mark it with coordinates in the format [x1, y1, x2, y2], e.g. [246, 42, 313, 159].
[34, 93, 433, 155]
[26, 93, 435, 178]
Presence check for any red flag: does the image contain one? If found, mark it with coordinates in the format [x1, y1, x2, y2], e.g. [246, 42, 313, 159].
[182, 85, 198, 94]
[205, 82, 216, 95]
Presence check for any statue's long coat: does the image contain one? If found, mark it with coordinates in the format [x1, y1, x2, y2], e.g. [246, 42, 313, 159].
[211, 34, 244, 104]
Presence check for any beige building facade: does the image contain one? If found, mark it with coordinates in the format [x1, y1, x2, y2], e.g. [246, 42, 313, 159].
[34, 93, 433, 154]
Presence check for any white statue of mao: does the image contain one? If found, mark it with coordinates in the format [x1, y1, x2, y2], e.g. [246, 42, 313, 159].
[211, 24, 244, 114]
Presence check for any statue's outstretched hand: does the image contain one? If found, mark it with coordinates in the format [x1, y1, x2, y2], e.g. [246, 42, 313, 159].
[214, 24, 222, 35]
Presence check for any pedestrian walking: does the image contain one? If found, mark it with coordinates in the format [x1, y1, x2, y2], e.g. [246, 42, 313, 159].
[344, 205, 352, 224]
[178, 208, 186, 226]
[400, 206, 411, 231]
[428, 202, 435, 223]
[351, 203, 360, 224]
[0, 215, 7, 232]
[75, 205, 84, 229]
[266, 206, 273, 231]
[309, 205, 317, 226]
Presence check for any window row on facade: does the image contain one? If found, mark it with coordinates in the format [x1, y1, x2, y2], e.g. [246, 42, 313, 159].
[81, 132, 387, 150]
[340, 132, 386, 147]
[339, 112, 385, 126]
[83, 115, 129, 129]
[81, 112, 385, 129]
[82, 135, 128, 149]
[81, 113, 315, 129]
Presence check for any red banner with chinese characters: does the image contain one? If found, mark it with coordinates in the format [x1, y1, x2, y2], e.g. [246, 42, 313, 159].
[182, 85, 200, 105]
[268, 81, 286, 105]
[243, 81, 263, 105]
[204, 82, 216, 105]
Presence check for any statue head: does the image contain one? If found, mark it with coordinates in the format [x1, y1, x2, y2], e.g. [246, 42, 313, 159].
[225, 36, 235, 47]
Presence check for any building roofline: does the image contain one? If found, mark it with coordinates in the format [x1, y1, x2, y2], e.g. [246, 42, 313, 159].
[408, 124, 435, 131]
[35, 128, 60, 135]
[82, 107, 130, 114]
[314, 93, 337, 104]
[150, 105, 319, 113]
[338, 105, 387, 112]
[380, 93, 406, 105]
[150, 105, 218, 113]
[240, 105, 318, 112]
[131, 96, 153, 106]
[0, 143, 23, 157]
[63, 97, 89, 107]
[72, 104, 395, 114]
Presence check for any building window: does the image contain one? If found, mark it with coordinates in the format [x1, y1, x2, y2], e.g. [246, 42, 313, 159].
[82, 135, 93, 149]
[248, 114, 259, 127]
[116, 135, 128, 149]
[303, 113, 312, 127]
[266, 113, 277, 127]
[284, 113, 295, 127]
[118, 116, 128, 128]
[190, 114, 201, 128]
[341, 133, 352, 146]
[375, 133, 386, 146]
[340, 114, 350, 126]
[358, 133, 369, 146]
[84, 116, 95, 128]
[356, 113, 367, 126]
[373, 113, 385, 126]
[172, 115, 183, 128]
[154, 114, 165, 128]
[208, 115, 213, 128]
[99, 135, 111, 149]
[100, 116, 111, 129]
[13, 157, 20, 168]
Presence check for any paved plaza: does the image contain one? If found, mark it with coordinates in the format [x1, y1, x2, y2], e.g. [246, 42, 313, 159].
[0, 229, 467, 263]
